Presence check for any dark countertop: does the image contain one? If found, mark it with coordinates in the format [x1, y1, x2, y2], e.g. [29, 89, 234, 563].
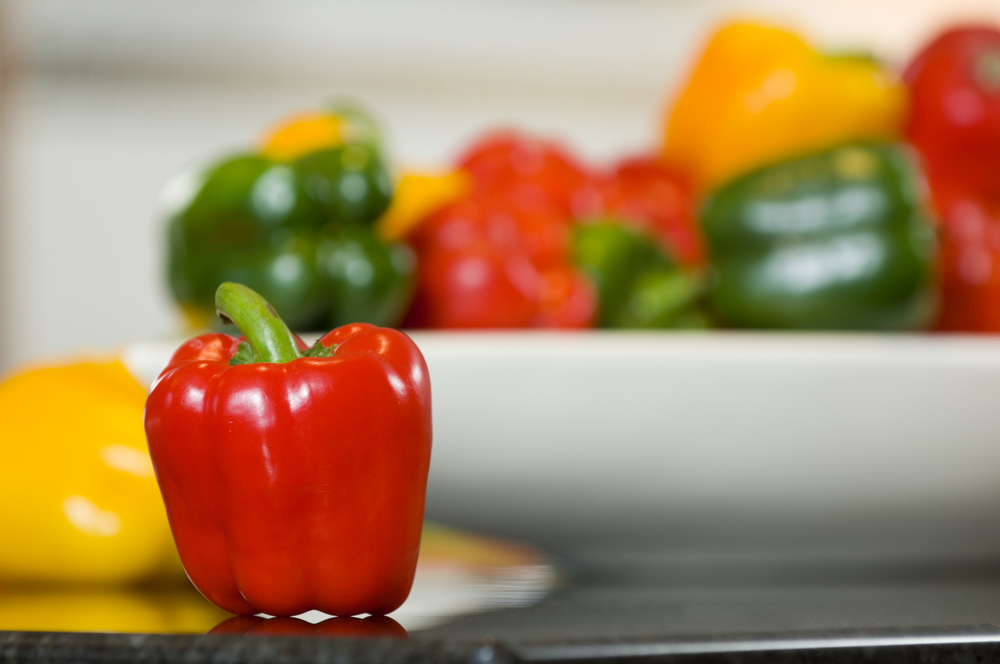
[6, 572, 1000, 663]
[4, 622, 1000, 664]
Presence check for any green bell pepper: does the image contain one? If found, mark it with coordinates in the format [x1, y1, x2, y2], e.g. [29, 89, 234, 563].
[701, 143, 938, 330]
[164, 112, 405, 331]
[572, 220, 705, 328]
[164, 100, 414, 330]
[165, 154, 329, 330]
[318, 225, 416, 328]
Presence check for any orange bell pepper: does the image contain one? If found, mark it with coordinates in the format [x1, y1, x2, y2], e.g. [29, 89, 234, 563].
[662, 22, 907, 190]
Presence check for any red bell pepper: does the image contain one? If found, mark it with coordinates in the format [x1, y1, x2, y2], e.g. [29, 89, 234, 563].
[405, 194, 597, 328]
[404, 131, 599, 329]
[926, 181, 1000, 331]
[456, 129, 602, 218]
[905, 26, 1000, 331]
[144, 282, 432, 617]
[596, 155, 703, 268]
[905, 26, 1000, 200]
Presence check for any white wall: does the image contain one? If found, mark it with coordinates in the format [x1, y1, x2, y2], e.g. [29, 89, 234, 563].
[4, 0, 1000, 368]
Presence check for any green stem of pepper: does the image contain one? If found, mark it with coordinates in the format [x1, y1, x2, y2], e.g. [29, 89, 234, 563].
[215, 282, 302, 364]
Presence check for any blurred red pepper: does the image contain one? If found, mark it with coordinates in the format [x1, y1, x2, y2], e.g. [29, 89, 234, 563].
[597, 156, 704, 268]
[905, 26, 1000, 199]
[405, 131, 599, 329]
[905, 26, 1000, 331]
[928, 182, 1000, 331]
[404, 133, 702, 329]
[406, 196, 596, 328]
[457, 130, 602, 218]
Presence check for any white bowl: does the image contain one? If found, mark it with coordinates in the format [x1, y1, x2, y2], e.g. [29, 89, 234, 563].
[124, 331, 1000, 560]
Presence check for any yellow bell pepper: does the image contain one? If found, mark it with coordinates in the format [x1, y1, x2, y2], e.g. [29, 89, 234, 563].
[259, 111, 345, 161]
[662, 22, 907, 190]
[0, 358, 184, 584]
[259, 104, 384, 161]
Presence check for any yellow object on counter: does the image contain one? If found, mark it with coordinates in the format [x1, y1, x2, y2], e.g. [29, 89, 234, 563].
[662, 22, 907, 191]
[0, 588, 228, 634]
[0, 359, 184, 584]
[375, 169, 473, 242]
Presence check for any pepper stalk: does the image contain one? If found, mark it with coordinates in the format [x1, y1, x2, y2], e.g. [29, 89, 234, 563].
[215, 282, 302, 364]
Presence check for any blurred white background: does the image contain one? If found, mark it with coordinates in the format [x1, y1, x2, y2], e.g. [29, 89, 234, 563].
[3, 0, 1000, 369]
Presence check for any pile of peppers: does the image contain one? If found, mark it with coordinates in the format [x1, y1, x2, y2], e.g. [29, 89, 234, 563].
[393, 18, 937, 333]
[164, 21, 1000, 332]
[661, 22, 937, 330]
[401, 134, 705, 329]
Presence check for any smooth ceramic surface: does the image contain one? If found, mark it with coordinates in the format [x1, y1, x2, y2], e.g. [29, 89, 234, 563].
[124, 331, 1000, 558]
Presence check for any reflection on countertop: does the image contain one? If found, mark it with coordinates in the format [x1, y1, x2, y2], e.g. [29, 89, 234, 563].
[0, 522, 556, 635]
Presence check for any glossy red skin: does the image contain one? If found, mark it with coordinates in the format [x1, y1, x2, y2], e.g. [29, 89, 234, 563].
[905, 26, 1000, 199]
[597, 156, 704, 267]
[144, 323, 432, 617]
[928, 179, 1000, 332]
